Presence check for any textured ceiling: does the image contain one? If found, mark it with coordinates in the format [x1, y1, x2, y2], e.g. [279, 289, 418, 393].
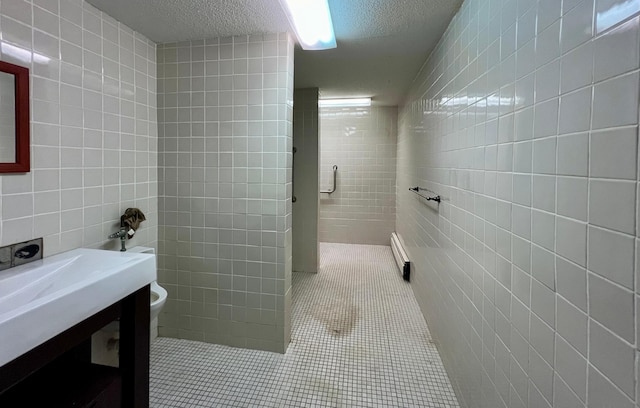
[87, 0, 463, 106]
[86, 0, 292, 42]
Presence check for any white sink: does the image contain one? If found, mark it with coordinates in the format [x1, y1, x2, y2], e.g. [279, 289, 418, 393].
[0, 248, 156, 367]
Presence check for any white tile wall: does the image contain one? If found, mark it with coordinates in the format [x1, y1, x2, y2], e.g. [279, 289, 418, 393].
[0, 0, 157, 255]
[319, 106, 397, 245]
[157, 33, 295, 353]
[397, 0, 640, 407]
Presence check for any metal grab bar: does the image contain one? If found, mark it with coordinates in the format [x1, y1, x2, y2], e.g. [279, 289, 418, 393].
[409, 186, 441, 203]
[320, 165, 338, 194]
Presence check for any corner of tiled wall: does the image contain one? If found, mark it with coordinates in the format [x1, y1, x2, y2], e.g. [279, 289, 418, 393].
[157, 32, 294, 353]
[0, 0, 158, 256]
[397, 0, 640, 407]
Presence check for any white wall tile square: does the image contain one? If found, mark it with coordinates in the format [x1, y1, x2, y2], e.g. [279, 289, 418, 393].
[531, 244, 554, 289]
[533, 98, 559, 138]
[555, 333, 587, 400]
[589, 272, 635, 342]
[396, 0, 640, 406]
[556, 256, 588, 312]
[556, 296, 588, 355]
[588, 225, 635, 288]
[557, 176, 588, 221]
[559, 88, 592, 135]
[590, 127, 638, 179]
[533, 137, 557, 174]
[589, 179, 636, 234]
[589, 319, 635, 397]
[532, 175, 555, 212]
[592, 72, 640, 130]
[588, 365, 634, 408]
[556, 133, 588, 176]
[561, 41, 593, 94]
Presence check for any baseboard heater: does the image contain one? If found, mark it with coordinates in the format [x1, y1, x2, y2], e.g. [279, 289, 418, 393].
[390, 232, 410, 281]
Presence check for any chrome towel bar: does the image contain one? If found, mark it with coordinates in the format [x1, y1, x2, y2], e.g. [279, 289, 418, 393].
[409, 186, 441, 203]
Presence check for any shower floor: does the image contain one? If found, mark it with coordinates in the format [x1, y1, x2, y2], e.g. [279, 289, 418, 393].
[149, 243, 459, 407]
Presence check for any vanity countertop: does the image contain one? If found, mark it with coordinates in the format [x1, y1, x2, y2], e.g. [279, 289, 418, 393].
[0, 248, 155, 367]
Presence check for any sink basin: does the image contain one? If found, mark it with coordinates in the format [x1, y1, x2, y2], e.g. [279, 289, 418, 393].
[0, 248, 156, 367]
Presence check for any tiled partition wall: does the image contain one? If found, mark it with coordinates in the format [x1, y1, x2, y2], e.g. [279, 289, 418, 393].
[319, 106, 397, 245]
[0, 0, 158, 255]
[397, 0, 640, 407]
[157, 34, 295, 353]
[292, 88, 319, 273]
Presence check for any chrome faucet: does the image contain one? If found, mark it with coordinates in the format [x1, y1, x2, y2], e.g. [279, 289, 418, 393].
[108, 215, 128, 252]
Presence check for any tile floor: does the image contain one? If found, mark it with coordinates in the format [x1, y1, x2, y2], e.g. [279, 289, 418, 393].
[150, 243, 459, 407]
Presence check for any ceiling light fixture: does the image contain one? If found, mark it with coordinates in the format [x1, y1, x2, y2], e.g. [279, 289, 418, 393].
[319, 98, 372, 107]
[278, 0, 336, 50]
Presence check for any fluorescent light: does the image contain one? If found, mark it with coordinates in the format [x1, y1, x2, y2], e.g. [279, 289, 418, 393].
[278, 0, 336, 50]
[319, 98, 372, 107]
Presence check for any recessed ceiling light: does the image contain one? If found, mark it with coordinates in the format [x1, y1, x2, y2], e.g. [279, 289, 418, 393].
[278, 0, 336, 50]
[319, 98, 372, 107]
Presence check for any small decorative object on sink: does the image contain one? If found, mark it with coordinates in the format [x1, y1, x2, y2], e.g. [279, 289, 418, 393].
[121, 207, 146, 239]
[0, 238, 43, 271]
[108, 208, 146, 252]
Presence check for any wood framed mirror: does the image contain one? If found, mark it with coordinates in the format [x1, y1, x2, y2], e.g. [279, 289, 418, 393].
[0, 61, 29, 173]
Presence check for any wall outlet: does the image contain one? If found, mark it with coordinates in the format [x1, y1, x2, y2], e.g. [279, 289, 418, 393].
[12, 238, 43, 266]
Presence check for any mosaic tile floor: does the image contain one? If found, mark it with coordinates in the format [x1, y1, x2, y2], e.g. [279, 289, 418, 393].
[150, 243, 459, 407]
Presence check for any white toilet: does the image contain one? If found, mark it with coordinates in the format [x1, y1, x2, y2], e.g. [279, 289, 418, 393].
[91, 246, 167, 367]
[149, 281, 168, 322]
[128, 246, 167, 324]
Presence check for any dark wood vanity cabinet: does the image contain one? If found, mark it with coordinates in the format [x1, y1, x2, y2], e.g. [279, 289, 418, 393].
[1, 357, 122, 407]
[0, 285, 150, 408]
